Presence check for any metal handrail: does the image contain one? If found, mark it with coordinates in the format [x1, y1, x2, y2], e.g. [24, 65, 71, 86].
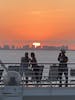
[0, 62, 75, 87]
[0, 62, 75, 64]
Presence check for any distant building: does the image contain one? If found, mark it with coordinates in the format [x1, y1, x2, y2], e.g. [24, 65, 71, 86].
[0, 46, 2, 49]
[42, 46, 58, 50]
[32, 45, 35, 49]
[11, 45, 15, 49]
[3, 45, 10, 50]
[36, 46, 41, 49]
[23, 45, 30, 49]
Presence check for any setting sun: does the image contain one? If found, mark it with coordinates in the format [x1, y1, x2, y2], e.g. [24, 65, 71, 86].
[0, 0, 75, 49]
[33, 42, 41, 48]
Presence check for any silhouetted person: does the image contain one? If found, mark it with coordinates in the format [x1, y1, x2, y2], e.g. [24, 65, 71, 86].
[21, 52, 30, 85]
[58, 49, 68, 87]
[30, 52, 39, 83]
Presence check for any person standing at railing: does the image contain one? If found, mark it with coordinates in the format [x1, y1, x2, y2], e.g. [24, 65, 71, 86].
[30, 52, 39, 84]
[21, 52, 30, 85]
[58, 49, 68, 87]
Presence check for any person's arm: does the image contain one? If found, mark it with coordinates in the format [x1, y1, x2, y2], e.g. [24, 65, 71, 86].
[20, 57, 24, 66]
[64, 56, 68, 63]
[58, 53, 61, 61]
[66, 56, 68, 62]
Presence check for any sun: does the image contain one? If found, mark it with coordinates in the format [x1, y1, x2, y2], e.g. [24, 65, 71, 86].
[32, 42, 41, 48]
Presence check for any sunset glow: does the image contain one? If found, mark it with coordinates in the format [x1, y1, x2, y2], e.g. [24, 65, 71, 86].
[33, 42, 41, 48]
[0, 0, 75, 49]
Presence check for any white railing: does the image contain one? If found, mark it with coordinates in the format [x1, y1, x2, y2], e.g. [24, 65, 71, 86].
[0, 62, 75, 87]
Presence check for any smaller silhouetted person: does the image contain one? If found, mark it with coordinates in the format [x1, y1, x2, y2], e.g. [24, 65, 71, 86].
[58, 49, 68, 87]
[30, 52, 39, 83]
[21, 52, 30, 85]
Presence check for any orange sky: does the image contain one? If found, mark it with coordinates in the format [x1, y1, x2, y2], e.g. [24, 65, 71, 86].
[0, 0, 75, 49]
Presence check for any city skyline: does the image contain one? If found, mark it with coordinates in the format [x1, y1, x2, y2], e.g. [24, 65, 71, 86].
[0, 43, 69, 51]
[0, 40, 73, 50]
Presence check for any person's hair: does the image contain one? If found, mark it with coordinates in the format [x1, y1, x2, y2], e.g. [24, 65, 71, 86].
[61, 49, 66, 53]
[31, 52, 35, 57]
[25, 52, 28, 56]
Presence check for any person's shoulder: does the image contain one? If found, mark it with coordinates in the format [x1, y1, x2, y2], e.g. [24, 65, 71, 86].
[34, 58, 37, 62]
[21, 56, 24, 59]
[21, 57, 25, 60]
[65, 56, 68, 61]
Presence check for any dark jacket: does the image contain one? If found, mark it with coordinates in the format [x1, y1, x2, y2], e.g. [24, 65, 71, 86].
[58, 53, 68, 63]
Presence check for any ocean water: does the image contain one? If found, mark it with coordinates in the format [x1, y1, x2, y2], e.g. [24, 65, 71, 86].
[0, 50, 75, 79]
[0, 50, 74, 63]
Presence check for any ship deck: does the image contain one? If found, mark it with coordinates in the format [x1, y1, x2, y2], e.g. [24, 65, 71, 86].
[0, 86, 75, 100]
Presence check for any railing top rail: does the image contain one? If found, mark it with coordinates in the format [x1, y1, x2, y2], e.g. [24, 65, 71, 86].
[0, 62, 75, 64]
[0, 62, 75, 65]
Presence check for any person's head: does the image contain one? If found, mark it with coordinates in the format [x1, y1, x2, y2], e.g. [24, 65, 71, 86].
[31, 52, 35, 58]
[61, 49, 66, 55]
[25, 52, 28, 57]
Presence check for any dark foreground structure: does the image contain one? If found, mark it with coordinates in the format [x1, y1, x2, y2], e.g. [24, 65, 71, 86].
[0, 62, 75, 100]
[0, 86, 75, 100]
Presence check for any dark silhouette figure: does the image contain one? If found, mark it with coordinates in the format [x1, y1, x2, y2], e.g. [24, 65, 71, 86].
[21, 52, 30, 84]
[30, 52, 39, 83]
[58, 49, 68, 87]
